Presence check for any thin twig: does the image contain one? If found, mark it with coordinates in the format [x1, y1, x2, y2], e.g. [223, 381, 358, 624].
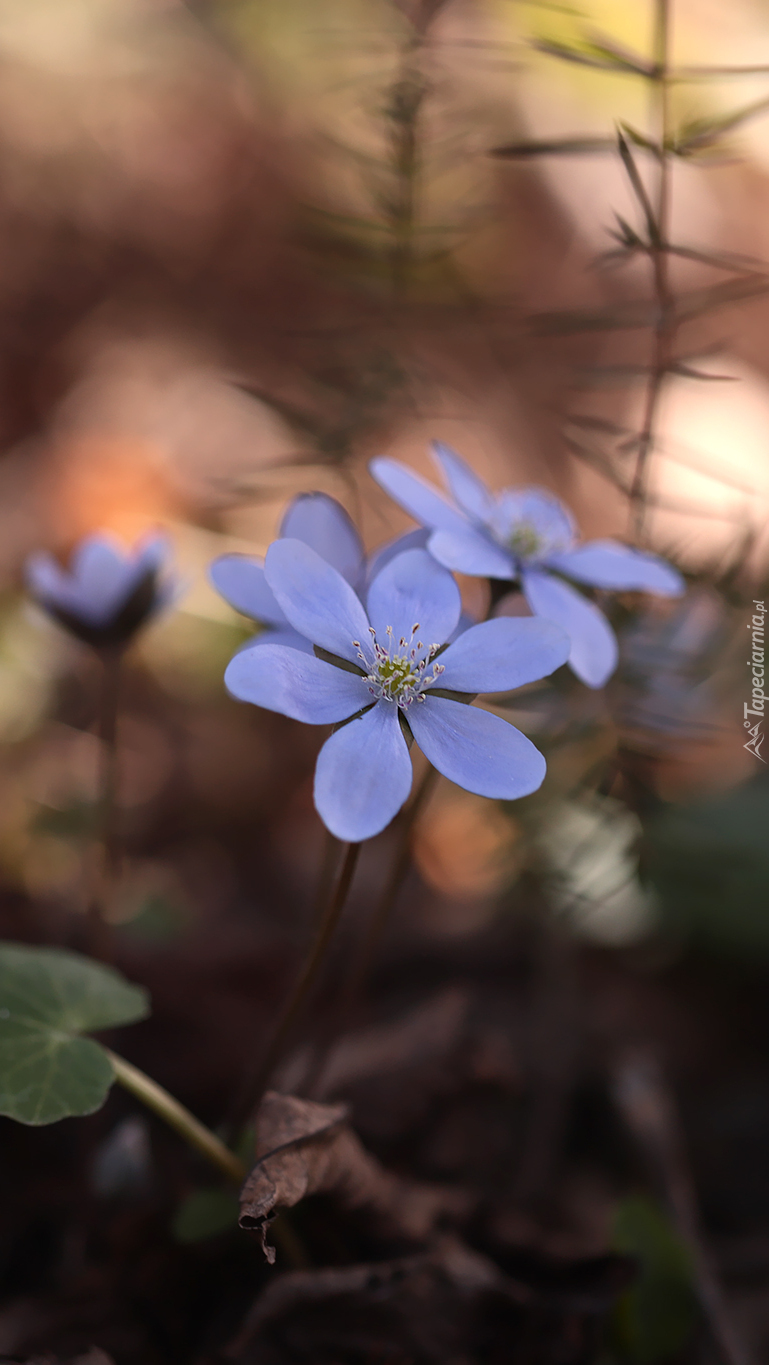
[229, 842, 362, 1132]
[629, 0, 676, 541]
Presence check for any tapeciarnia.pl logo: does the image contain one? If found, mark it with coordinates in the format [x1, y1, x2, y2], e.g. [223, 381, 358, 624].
[744, 599, 766, 763]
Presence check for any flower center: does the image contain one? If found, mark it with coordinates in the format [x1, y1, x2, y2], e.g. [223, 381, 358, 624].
[508, 523, 541, 560]
[353, 624, 445, 708]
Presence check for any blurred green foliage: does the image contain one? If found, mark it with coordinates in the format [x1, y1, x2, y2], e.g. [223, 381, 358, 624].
[173, 1185, 241, 1242]
[644, 773, 769, 956]
[609, 1196, 697, 1363]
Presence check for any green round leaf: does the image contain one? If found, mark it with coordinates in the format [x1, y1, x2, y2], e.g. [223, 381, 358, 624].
[0, 943, 150, 1125]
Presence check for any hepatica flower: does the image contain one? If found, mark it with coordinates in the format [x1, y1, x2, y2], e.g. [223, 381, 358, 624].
[224, 540, 570, 842]
[210, 491, 428, 653]
[26, 531, 174, 648]
[210, 494, 365, 655]
[371, 444, 684, 688]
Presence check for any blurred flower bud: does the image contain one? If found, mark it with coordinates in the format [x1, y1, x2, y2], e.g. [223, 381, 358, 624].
[26, 530, 176, 649]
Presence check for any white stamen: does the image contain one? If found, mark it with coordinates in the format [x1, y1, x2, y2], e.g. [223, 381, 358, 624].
[355, 622, 446, 709]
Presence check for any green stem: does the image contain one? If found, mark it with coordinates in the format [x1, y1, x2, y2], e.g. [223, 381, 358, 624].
[105, 1048, 246, 1185]
[230, 841, 362, 1131]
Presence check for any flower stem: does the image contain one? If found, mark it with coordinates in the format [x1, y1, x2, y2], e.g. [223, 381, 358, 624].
[230, 841, 361, 1131]
[86, 646, 124, 957]
[105, 1048, 246, 1185]
[305, 764, 438, 1098]
[341, 764, 437, 1012]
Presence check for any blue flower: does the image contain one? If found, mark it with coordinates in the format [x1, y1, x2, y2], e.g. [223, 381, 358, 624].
[210, 492, 430, 654]
[370, 443, 685, 688]
[26, 531, 175, 648]
[210, 493, 363, 655]
[224, 540, 570, 842]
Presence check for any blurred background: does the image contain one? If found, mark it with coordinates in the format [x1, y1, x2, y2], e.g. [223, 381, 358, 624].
[1, 1, 769, 1361]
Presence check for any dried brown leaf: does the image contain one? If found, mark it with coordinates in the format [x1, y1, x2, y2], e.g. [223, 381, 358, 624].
[240, 1092, 472, 1261]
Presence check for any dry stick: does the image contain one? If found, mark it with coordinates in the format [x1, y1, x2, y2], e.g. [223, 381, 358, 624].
[613, 1051, 752, 1365]
[629, 0, 676, 543]
[230, 841, 362, 1132]
[86, 646, 124, 959]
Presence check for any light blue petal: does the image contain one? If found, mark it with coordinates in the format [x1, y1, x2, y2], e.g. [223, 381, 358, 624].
[225, 643, 369, 722]
[280, 493, 364, 588]
[522, 569, 617, 688]
[450, 609, 477, 643]
[73, 536, 139, 622]
[209, 555, 288, 626]
[364, 528, 430, 586]
[490, 488, 576, 558]
[26, 552, 73, 607]
[547, 540, 685, 596]
[29, 538, 128, 624]
[265, 539, 373, 667]
[438, 617, 570, 694]
[71, 533, 128, 582]
[430, 442, 495, 522]
[428, 527, 515, 580]
[408, 696, 546, 799]
[27, 533, 171, 627]
[253, 625, 315, 654]
[366, 549, 460, 650]
[314, 700, 412, 841]
[369, 457, 471, 533]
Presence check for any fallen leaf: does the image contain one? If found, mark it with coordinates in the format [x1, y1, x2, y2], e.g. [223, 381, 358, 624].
[240, 1092, 472, 1261]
